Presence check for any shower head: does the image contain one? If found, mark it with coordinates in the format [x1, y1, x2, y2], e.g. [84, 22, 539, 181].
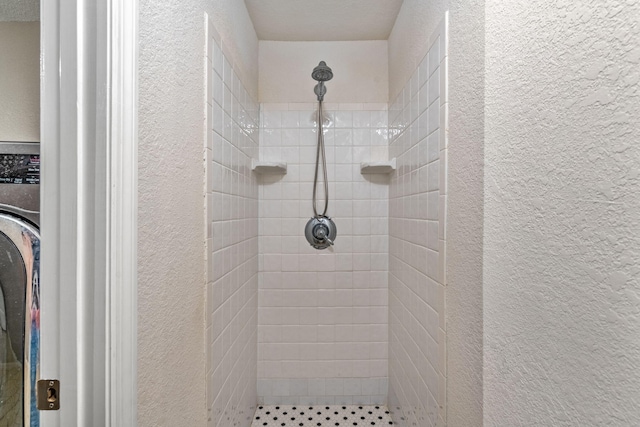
[312, 61, 332, 101]
[312, 61, 333, 82]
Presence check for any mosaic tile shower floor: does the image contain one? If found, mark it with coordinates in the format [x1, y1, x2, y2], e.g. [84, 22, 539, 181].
[251, 405, 394, 426]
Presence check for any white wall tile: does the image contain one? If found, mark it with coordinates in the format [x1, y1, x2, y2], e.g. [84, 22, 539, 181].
[388, 20, 448, 427]
[206, 29, 259, 427]
[207, 21, 450, 417]
[258, 103, 390, 401]
[428, 65, 440, 105]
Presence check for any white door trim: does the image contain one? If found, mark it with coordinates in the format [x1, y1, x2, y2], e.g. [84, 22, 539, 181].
[40, 0, 138, 425]
[106, 0, 138, 424]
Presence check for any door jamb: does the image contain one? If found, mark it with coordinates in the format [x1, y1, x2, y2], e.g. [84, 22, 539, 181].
[40, 0, 138, 425]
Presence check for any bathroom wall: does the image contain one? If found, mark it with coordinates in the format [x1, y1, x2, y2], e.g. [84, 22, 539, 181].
[138, 0, 258, 426]
[205, 20, 260, 427]
[257, 102, 390, 405]
[208, 0, 259, 98]
[390, 2, 486, 425]
[388, 0, 449, 101]
[484, 0, 640, 425]
[387, 16, 448, 427]
[0, 1, 39, 21]
[205, 21, 260, 427]
[256, 42, 391, 404]
[0, 22, 39, 141]
[444, 0, 485, 425]
[259, 41, 388, 103]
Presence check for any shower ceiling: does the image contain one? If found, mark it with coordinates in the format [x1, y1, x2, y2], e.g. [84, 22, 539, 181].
[244, 0, 404, 41]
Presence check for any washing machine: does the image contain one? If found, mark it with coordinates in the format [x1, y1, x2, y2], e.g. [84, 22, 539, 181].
[0, 142, 40, 426]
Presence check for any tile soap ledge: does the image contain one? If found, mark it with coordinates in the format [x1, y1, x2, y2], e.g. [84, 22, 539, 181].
[251, 160, 287, 174]
[360, 158, 396, 174]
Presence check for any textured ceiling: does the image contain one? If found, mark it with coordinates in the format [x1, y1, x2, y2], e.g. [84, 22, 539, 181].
[244, 0, 404, 41]
[0, 0, 39, 21]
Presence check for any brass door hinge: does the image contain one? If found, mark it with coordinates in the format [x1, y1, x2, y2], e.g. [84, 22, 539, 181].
[37, 379, 60, 410]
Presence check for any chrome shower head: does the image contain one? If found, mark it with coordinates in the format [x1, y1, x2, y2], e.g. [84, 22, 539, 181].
[312, 61, 333, 82]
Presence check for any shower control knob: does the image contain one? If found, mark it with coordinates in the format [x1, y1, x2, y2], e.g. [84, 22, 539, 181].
[313, 224, 334, 246]
[305, 216, 337, 250]
[314, 224, 328, 239]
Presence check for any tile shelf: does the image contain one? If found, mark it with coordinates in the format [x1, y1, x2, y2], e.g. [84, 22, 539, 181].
[251, 160, 287, 175]
[360, 158, 396, 174]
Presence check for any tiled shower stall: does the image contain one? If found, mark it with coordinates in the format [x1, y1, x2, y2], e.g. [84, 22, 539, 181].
[206, 14, 448, 427]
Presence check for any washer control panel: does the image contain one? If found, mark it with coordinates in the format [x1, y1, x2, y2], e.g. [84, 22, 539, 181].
[0, 154, 40, 184]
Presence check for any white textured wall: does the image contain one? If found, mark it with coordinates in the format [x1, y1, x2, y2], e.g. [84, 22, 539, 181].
[445, 0, 484, 425]
[259, 41, 388, 103]
[484, 1, 640, 425]
[138, 1, 258, 426]
[0, 0, 38, 21]
[0, 22, 39, 142]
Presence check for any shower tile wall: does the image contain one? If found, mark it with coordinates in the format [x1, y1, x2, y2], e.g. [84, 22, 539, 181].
[257, 103, 390, 405]
[388, 18, 448, 427]
[206, 21, 260, 427]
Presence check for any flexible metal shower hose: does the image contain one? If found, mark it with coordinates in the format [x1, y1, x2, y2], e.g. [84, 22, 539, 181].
[312, 100, 329, 217]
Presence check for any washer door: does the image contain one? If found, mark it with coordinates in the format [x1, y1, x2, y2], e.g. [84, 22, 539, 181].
[0, 213, 40, 427]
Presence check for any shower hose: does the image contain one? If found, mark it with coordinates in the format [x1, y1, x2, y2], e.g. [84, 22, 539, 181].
[312, 100, 329, 218]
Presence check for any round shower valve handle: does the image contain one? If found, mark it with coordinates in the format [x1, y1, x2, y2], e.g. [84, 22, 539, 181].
[305, 216, 337, 250]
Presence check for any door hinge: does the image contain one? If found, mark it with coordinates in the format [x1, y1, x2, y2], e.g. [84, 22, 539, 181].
[36, 379, 60, 410]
